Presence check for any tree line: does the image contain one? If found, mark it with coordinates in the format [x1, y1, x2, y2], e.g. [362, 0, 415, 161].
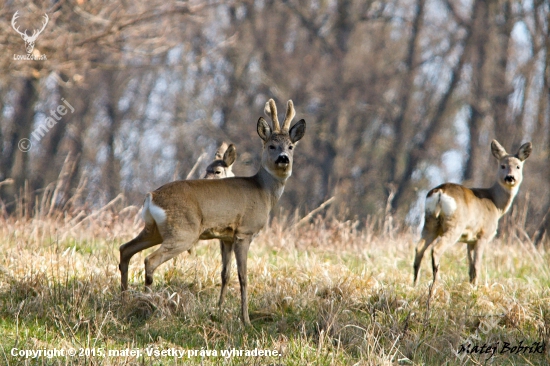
[1, 0, 549, 243]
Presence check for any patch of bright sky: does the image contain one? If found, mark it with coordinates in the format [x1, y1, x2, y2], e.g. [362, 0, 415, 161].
[507, 15, 542, 142]
[407, 105, 470, 228]
[254, 0, 265, 11]
[167, 45, 183, 65]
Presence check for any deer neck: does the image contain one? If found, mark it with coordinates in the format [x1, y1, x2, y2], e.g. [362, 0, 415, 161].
[254, 166, 287, 208]
[487, 182, 519, 216]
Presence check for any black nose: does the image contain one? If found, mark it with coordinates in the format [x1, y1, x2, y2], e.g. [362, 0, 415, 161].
[505, 175, 515, 183]
[276, 155, 289, 164]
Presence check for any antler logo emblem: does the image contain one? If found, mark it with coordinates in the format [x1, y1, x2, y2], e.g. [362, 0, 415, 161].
[11, 11, 49, 55]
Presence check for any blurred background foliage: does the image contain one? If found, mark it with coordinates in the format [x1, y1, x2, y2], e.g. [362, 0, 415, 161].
[0, 0, 549, 242]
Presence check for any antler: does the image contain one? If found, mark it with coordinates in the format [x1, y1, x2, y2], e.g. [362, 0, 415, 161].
[11, 11, 28, 38]
[264, 99, 281, 132]
[282, 100, 296, 132]
[11, 12, 48, 41]
[28, 14, 49, 41]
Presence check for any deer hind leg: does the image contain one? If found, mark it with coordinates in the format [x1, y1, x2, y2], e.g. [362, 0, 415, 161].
[119, 223, 163, 291]
[469, 238, 488, 285]
[218, 239, 234, 308]
[233, 235, 252, 326]
[430, 227, 463, 285]
[413, 221, 439, 285]
[143, 232, 198, 289]
[467, 242, 476, 283]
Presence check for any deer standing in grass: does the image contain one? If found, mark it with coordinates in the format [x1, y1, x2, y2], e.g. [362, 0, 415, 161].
[188, 142, 237, 255]
[413, 140, 532, 288]
[119, 99, 306, 325]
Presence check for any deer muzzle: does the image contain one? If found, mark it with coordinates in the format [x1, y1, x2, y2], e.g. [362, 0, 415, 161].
[504, 175, 516, 185]
[275, 154, 290, 167]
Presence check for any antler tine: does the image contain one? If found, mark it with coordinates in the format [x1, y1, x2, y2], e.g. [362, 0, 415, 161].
[282, 100, 296, 131]
[30, 13, 49, 40]
[12, 11, 20, 25]
[215, 142, 229, 160]
[11, 11, 25, 36]
[264, 99, 281, 132]
[41, 14, 49, 29]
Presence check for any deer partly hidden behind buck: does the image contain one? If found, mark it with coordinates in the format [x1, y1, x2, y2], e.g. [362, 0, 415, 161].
[119, 99, 306, 325]
[188, 142, 236, 256]
[413, 140, 532, 291]
[203, 142, 237, 179]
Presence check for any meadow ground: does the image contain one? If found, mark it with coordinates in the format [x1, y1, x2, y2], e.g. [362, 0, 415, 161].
[1, 207, 549, 365]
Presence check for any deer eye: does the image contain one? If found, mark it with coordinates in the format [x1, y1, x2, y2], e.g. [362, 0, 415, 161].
[501, 165, 505, 169]
[289, 145, 294, 150]
[517, 165, 520, 169]
[269, 145, 276, 150]
[215, 171, 221, 175]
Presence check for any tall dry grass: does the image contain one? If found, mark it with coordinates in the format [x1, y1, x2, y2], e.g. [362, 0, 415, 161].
[1, 177, 550, 365]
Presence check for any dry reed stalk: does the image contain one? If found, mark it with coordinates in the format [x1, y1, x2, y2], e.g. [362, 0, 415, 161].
[48, 153, 79, 218]
[185, 151, 209, 180]
[293, 196, 335, 229]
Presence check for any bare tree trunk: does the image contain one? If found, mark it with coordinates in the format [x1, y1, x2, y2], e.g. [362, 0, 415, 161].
[101, 71, 122, 202]
[104, 100, 121, 201]
[534, 8, 550, 246]
[388, 0, 425, 185]
[31, 81, 71, 193]
[491, 0, 515, 149]
[392, 0, 479, 211]
[3, 77, 39, 207]
[464, 0, 488, 185]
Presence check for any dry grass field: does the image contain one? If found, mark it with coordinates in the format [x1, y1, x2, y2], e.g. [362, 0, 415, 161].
[1, 204, 549, 365]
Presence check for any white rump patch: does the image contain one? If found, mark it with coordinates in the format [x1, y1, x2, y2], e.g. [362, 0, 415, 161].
[425, 191, 457, 217]
[439, 193, 457, 216]
[142, 193, 167, 225]
[425, 192, 440, 214]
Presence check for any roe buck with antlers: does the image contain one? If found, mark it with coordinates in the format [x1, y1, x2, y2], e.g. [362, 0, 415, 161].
[413, 140, 532, 288]
[119, 99, 306, 325]
[11, 11, 49, 54]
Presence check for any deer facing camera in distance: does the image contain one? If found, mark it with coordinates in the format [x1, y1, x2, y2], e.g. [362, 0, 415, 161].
[413, 139, 532, 290]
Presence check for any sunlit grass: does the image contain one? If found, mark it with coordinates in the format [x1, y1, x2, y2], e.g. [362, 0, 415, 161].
[1, 212, 549, 365]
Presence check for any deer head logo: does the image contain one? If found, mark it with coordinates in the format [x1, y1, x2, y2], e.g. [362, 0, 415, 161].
[11, 11, 49, 55]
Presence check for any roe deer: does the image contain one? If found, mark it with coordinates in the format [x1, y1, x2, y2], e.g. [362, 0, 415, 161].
[413, 140, 532, 288]
[203, 142, 237, 179]
[119, 99, 306, 325]
[187, 142, 237, 255]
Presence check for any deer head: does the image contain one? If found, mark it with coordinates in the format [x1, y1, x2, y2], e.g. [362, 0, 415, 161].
[257, 99, 306, 181]
[203, 143, 237, 179]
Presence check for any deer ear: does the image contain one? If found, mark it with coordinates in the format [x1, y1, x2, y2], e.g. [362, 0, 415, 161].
[257, 117, 272, 142]
[224, 144, 237, 167]
[215, 142, 228, 160]
[289, 119, 306, 143]
[516, 142, 532, 161]
[491, 140, 507, 160]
